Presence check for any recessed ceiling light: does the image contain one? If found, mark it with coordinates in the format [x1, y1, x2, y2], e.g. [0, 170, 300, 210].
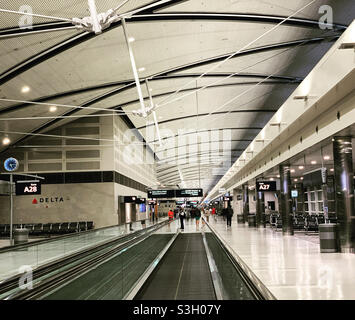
[21, 86, 30, 93]
[294, 179, 298, 182]
[323, 155, 330, 160]
[298, 166, 304, 170]
[2, 137, 10, 145]
[311, 160, 317, 165]
[138, 67, 145, 72]
[291, 169, 295, 173]
[128, 37, 135, 42]
[300, 177, 304, 180]
[330, 168, 334, 172]
[49, 106, 57, 112]
[277, 175, 280, 178]
[270, 178, 274, 181]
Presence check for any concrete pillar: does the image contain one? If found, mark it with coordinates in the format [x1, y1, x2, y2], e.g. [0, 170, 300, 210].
[255, 182, 265, 227]
[279, 164, 294, 235]
[333, 137, 355, 253]
[243, 184, 249, 223]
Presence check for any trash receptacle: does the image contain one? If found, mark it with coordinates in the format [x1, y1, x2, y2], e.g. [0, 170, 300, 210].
[319, 223, 339, 253]
[13, 228, 29, 245]
[248, 214, 256, 227]
[237, 215, 244, 224]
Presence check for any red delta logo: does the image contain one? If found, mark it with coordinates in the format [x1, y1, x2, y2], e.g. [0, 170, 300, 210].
[32, 198, 38, 204]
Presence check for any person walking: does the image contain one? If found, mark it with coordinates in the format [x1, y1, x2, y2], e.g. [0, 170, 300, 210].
[211, 207, 217, 222]
[194, 207, 202, 230]
[204, 206, 210, 222]
[223, 204, 234, 228]
[168, 209, 174, 222]
[179, 208, 185, 230]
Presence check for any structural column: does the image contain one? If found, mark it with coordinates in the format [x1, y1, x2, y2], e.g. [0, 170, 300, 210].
[333, 137, 355, 253]
[243, 184, 249, 223]
[255, 181, 265, 227]
[279, 164, 294, 235]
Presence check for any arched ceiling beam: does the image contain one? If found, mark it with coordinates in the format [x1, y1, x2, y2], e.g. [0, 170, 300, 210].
[137, 109, 277, 130]
[149, 127, 263, 144]
[155, 139, 253, 153]
[158, 149, 242, 163]
[0, 12, 347, 38]
[0, 75, 299, 115]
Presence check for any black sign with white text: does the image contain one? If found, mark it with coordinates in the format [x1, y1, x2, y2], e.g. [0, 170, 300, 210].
[175, 189, 203, 198]
[15, 181, 41, 195]
[147, 190, 175, 198]
[256, 181, 277, 192]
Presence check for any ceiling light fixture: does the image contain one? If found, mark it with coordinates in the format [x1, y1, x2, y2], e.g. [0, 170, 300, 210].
[291, 169, 295, 173]
[298, 166, 304, 170]
[2, 137, 10, 145]
[21, 86, 30, 93]
[49, 106, 57, 112]
[311, 160, 317, 165]
[323, 155, 330, 160]
[128, 37, 135, 42]
[138, 67, 145, 72]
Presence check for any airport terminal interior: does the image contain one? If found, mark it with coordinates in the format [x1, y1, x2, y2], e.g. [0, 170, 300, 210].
[0, 0, 354, 302]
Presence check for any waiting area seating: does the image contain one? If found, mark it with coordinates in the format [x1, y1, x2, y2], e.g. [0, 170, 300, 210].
[0, 221, 94, 237]
[266, 213, 336, 233]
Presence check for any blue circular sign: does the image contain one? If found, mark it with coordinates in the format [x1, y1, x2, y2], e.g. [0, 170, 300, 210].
[4, 157, 19, 172]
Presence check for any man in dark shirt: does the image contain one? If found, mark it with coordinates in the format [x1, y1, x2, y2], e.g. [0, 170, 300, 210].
[222, 204, 234, 228]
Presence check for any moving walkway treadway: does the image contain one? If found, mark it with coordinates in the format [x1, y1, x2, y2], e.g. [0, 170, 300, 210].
[0, 219, 274, 300]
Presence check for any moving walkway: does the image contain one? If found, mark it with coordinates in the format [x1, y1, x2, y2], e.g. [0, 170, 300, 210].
[0, 220, 274, 300]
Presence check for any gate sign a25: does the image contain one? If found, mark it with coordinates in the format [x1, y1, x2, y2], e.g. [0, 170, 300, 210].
[15, 181, 41, 196]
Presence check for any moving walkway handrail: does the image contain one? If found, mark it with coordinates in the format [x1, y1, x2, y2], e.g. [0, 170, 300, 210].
[0, 219, 162, 254]
[203, 218, 276, 300]
[0, 220, 169, 299]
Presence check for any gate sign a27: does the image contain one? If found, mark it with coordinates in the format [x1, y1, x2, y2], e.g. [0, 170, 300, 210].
[256, 181, 277, 192]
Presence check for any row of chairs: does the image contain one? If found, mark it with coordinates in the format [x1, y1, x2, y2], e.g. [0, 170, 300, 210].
[0, 221, 94, 237]
[269, 214, 336, 233]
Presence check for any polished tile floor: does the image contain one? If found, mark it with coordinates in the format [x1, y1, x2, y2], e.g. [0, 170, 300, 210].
[207, 216, 355, 300]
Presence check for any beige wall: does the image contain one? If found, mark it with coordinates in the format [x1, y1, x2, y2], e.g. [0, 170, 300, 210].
[0, 182, 117, 228]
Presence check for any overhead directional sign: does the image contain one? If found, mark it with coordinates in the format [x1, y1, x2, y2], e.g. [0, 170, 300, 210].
[15, 180, 41, 196]
[147, 190, 175, 198]
[148, 189, 203, 198]
[256, 181, 277, 192]
[175, 189, 203, 197]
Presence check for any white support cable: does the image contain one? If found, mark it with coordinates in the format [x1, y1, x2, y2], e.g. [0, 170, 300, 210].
[113, 0, 131, 12]
[121, 0, 173, 18]
[154, 0, 317, 108]
[0, 113, 125, 121]
[0, 98, 131, 114]
[145, 79, 162, 147]
[154, 40, 301, 111]
[0, 8, 73, 22]
[0, 129, 161, 145]
[121, 17, 147, 117]
[195, 33, 326, 132]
